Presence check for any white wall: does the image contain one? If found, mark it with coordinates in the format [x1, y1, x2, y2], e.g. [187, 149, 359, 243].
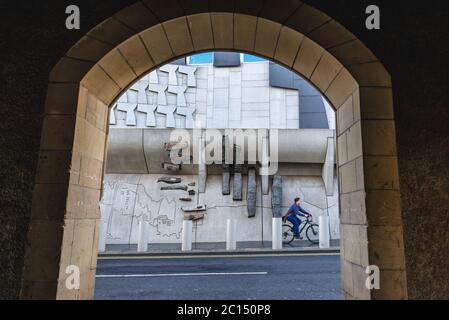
[100, 172, 340, 245]
[111, 62, 302, 130]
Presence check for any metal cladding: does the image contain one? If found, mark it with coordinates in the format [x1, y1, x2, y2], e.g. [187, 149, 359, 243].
[271, 175, 283, 218]
[247, 168, 257, 218]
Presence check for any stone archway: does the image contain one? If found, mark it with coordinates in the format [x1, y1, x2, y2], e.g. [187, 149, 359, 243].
[22, 1, 407, 300]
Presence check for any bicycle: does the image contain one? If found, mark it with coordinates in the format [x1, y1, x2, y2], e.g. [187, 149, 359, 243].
[282, 215, 319, 245]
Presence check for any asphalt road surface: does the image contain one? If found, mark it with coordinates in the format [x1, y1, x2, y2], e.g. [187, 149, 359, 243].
[94, 254, 341, 300]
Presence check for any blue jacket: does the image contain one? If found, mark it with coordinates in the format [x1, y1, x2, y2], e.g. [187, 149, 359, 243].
[286, 204, 310, 218]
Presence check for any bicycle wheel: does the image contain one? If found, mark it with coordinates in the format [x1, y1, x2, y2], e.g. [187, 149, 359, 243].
[306, 224, 319, 245]
[282, 224, 295, 244]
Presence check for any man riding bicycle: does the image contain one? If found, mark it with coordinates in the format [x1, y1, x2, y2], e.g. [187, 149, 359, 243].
[283, 197, 311, 240]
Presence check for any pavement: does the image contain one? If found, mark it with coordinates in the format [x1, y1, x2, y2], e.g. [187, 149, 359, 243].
[99, 240, 340, 258]
[94, 254, 341, 300]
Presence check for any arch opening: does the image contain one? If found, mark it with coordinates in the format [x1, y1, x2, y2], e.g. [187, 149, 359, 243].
[23, 6, 407, 300]
[99, 51, 338, 263]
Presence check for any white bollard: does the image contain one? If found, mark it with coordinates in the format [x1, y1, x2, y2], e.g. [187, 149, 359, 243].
[182, 220, 193, 251]
[272, 217, 283, 250]
[319, 215, 330, 249]
[98, 221, 107, 253]
[226, 219, 237, 251]
[137, 219, 148, 252]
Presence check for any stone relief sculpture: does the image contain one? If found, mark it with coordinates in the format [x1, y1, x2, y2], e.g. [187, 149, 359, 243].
[131, 80, 150, 104]
[110, 64, 198, 129]
[156, 105, 177, 128]
[101, 60, 341, 247]
[101, 173, 340, 245]
[178, 65, 197, 87]
[148, 83, 168, 105]
[160, 65, 179, 86]
[116, 103, 137, 126]
[161, 185, 188, 191]
[222, 136, 231, 195]
[271, 175, 283, 218]
[168, 85, 188, 107]
[137, 104, 157, 127]
[158, 176, 182, 184]
[149, 70, 159, 84]
[247, 168, 257, 218]
[233, 145, 243, 201]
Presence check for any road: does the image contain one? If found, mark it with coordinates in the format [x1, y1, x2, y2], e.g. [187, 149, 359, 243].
[94, 254, 341, 300]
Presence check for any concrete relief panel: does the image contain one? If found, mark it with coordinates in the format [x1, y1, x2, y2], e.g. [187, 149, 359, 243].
[100, 173, 341, 246]
[108, 59, 334, 130]
[110, 65, 198, 129]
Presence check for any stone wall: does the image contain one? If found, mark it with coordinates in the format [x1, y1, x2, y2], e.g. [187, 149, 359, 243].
[100, 172, 339, 246]
[0, 0, 448, 299]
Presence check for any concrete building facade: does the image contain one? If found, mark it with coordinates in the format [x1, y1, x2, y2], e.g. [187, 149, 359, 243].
[100, 57, 339, 248]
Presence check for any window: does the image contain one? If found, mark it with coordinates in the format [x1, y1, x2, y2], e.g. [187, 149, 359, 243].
[214, 52, 241, 67]
[186, 53, 266, 65]
[188, 52, 214, 65]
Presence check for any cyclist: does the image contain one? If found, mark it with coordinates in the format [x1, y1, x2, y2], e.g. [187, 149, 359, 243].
[283, 197, 311, 240]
